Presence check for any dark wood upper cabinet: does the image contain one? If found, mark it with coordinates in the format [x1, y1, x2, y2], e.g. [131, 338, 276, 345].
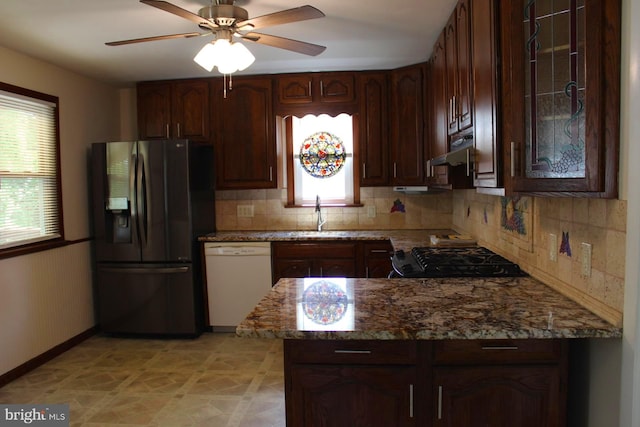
[428, 32, 451, 187]
[501, 0, 621, 197]
[389, 63, 426, 185]
[275, 72, 357, 116]
[471, 0, 501, 188]
[358, 72, 390, 186]
[137, 80, 210, 141]
[446, 0, 473, 137]
[211, 77, 276, 189]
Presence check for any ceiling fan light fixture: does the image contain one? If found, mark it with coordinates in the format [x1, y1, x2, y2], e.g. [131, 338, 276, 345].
[193, 39, 255, 74]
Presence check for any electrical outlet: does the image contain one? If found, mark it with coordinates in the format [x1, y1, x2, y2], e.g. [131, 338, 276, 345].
[367, 205, 377, 218]
[237, 205, 254, 218]
[549, 233, 557, 262]
[581, 242, 592, 277]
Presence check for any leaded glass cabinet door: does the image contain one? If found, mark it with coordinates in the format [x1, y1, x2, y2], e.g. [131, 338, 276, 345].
[501, 0, 620, 197]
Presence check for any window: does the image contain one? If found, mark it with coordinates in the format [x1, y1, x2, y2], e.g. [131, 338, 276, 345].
[286, 113, 359, 206]
[0, 82, 63, 256]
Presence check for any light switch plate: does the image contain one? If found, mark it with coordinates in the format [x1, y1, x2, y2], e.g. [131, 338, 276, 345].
[367, 205, 377, 218]
[581, 242, 592, 277]
[549, 234, 557, 262]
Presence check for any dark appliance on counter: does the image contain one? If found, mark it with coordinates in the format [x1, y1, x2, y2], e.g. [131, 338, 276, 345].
[391, 246, 527, 278]
[91, 140, 215, 336]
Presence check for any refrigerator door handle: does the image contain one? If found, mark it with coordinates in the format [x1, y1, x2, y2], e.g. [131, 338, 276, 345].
[136, 152, 148, 248]
[99, 266, 189, 274]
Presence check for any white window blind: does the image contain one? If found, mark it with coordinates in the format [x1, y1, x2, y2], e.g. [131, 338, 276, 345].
[0, 87, 61, 250]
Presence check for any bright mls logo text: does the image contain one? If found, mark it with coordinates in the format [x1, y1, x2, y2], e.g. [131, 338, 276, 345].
[0, 405, 69, 426]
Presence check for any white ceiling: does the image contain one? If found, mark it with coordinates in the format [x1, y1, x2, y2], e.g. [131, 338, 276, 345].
[0, 0, 457, 86]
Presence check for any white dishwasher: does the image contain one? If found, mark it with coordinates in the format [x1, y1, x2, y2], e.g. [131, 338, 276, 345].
[204, 242, 272, 331]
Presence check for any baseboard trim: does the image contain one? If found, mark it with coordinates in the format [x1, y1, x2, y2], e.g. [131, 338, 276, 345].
[0, 326, 98, 388]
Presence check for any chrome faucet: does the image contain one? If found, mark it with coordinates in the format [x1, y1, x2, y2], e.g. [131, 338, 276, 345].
[315, 195, 327, 231]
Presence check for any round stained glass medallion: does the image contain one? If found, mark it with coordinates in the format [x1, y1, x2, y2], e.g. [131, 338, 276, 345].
[302, 280, 348, 325]
[299, 131, 347, 178]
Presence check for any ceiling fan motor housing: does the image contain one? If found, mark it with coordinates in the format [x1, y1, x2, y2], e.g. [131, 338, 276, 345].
[198, 4, 248, 27]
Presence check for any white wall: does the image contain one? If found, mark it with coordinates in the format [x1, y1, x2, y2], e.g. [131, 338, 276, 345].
[618, 0, 640, 425]
[0, 46, 121, 376]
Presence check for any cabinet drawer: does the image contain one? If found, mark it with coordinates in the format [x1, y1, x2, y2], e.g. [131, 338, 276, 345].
[285, 340, 417, 365]
[273, 241, 357, 258]
[363, 241, 393, 257]
[433, 339, 566, 365]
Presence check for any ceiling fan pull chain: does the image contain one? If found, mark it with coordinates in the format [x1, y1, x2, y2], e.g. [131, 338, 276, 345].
[223, 74, 227, 99]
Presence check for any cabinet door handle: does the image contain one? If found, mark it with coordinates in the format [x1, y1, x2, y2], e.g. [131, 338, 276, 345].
[510, 141, 516, 177]
[481, 346, 519, 351]
[393, 162, 397, 178]
[320, 80, 324, 97]
[309, 81, 312, 97]
[176, 122, 181, 138]
[334, 349, 372, 354]
[426, 159, 431, 178]
[269, 166, 273, 182]
[307, 267, 311, 277]
[166, 123, 170, 139]
[409, 384, 414, 418]
[362, 163, 366, 179]
[466, 148, 471, 177]
[365, 267, 370, 278]
[437, 385, 443, 420]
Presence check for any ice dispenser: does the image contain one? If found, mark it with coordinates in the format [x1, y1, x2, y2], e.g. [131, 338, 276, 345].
[103, 142, 134, 244]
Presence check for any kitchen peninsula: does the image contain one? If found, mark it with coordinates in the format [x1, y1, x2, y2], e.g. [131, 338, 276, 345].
[218, 231, 621, 426]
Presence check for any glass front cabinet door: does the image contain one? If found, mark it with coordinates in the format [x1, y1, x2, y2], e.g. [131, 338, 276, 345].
[501, 0, 621, 197]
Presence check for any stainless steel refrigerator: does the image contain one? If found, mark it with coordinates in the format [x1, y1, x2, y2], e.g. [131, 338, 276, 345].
[91, 140, 215, 336]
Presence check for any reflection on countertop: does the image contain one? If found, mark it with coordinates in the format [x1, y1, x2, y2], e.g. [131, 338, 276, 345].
[237, 277, 622, 341]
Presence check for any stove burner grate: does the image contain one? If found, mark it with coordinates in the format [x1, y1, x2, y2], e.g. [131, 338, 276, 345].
[393, 246, 527, 278]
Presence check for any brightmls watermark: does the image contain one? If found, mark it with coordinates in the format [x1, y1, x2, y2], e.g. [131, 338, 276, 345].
[0, 405, 69, 426]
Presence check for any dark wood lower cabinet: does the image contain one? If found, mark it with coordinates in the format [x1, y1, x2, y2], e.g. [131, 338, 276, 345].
[284, 339, 567, 427]
[288, 365, 417, 427]
[434, 366, 563, 427]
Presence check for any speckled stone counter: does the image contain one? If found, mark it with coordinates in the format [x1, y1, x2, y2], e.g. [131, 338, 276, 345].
[199, 229, 452, 251]
[236, 277, 621, 340]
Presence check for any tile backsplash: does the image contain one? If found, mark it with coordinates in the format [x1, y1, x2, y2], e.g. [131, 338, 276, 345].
[452, 190, 626, 326]
[215, 187, 454, 231]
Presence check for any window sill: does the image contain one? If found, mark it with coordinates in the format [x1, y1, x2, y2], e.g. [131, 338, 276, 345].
[0, 238, 70, 260]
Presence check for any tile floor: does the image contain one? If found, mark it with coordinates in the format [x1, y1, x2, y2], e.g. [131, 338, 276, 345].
[0, 333, 285, 426]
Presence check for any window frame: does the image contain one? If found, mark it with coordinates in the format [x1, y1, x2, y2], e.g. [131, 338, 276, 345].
[284, 114, 362, 208]
[0, 82, 65, 259]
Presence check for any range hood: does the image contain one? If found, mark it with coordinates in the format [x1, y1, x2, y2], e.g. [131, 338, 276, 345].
[430, 135, 474, 167]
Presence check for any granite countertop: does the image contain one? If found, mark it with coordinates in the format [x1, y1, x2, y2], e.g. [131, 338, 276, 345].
[199, 229, 453, 251]
[236, 277, 622, 340]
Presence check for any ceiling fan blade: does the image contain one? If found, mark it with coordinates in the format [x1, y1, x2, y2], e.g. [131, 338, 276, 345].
[140, 0, 214, 27]
[239, 5, 324, 31]
[243, 32, 326, 56]
[106, 32, 204, 46]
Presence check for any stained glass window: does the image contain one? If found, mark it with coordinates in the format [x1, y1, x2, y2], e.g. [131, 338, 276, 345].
[299, 131, 346, 178]
[292, 114, 354, 205]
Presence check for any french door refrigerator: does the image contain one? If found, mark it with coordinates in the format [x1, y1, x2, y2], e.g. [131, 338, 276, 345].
[91, 140, 215, 336]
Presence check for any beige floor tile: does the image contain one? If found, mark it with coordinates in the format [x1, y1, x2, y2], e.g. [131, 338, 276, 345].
[0, 333, 285, 427]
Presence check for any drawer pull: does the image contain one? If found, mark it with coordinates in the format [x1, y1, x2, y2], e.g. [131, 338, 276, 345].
[481, 346, 519, 351]
[437, 385, 443, 420]
[334, 350, 372, 355]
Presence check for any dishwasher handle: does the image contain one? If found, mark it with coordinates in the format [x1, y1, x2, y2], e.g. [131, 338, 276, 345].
[204, 243, 271, 257]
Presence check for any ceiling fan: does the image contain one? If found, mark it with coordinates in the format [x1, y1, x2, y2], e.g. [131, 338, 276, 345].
[106, 0, 327, 57]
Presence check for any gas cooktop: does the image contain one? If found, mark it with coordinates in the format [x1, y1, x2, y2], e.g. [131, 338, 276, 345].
[391, 246, 527, 278]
